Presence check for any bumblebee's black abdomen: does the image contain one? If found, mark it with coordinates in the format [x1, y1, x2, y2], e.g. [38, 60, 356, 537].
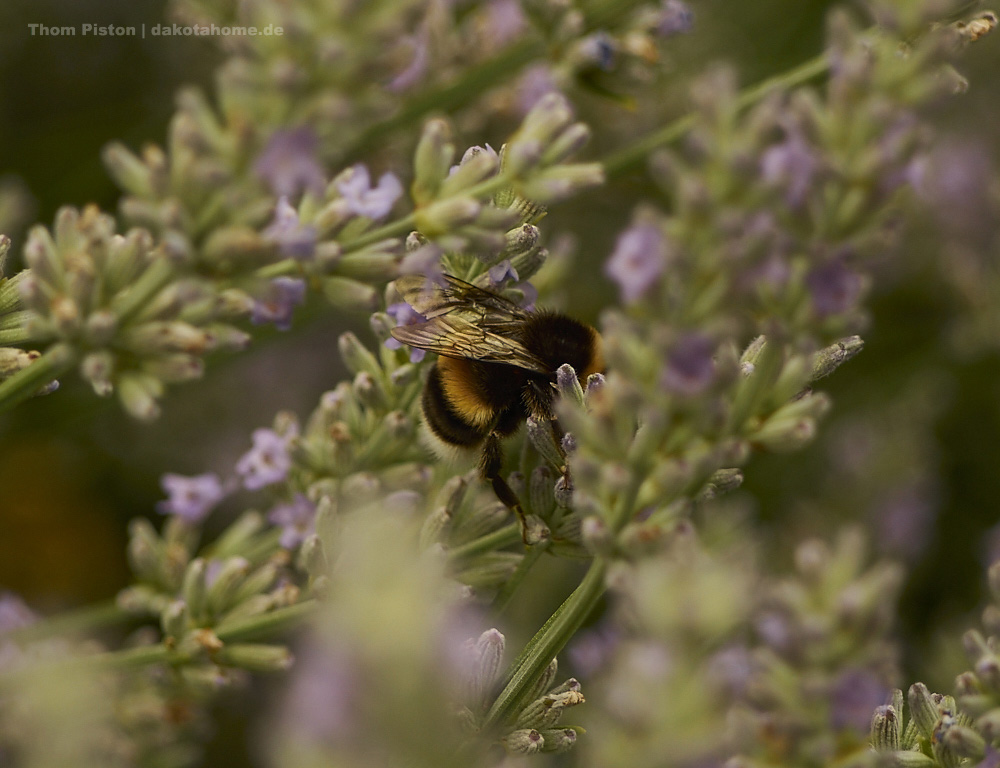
[519, 312, 604, 378]
[423, 362, 487, 447]
[423, 358, 527, 448]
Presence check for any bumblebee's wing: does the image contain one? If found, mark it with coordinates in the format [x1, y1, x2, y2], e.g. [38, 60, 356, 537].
[392, 315, 550, 372]
[391, 275, 549, 372]
[394, 274, 528, 327]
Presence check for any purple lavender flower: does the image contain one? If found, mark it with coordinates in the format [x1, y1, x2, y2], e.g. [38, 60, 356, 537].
[488, 259, 519, 287]
[236, 429, 293, 490]
[262, 197, 317, 260]
[662, 332, 716, 396]
[486, 0, 527, 47]
[157, 472, 227, 523]
[761, 123, 820, 209]
[656, 0, 695, 36]
[517, 280, 538, 310]
[254, 127, 326, 199]
[805, 257, 862, 317]
[388, 25, 430, 93]
[517, 65, 558, 115]
[399, 244, 446, 286]
[978, 746, 1000, 768]
[251, 277, 307, 331]
[605, 222, 668, 304]
[385, 301, 428, 363]
[829, 667, 890, 733]
[268, 493, 316, 549]
[336, 164, 403, 220]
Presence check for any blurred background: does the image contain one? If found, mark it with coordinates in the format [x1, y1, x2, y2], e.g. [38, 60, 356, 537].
[1, 0, 999, 757]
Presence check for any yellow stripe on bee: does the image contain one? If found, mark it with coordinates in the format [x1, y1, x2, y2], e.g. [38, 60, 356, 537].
[437, 356, 497, 429]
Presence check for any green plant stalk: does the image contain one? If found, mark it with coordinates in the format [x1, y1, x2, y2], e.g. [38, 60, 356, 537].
[448, 523, 522, 562]
[602, 50, 831, 178]
[0, 343, 77, 416]
[483, 558, 607, 729]
[483, 474, 643, 729]
[489, 538, 552, 618]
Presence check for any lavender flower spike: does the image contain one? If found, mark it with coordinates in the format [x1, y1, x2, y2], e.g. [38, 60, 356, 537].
[157, 472, 227, 523]
[336, 164, 404, 220]
[262, 197, 317, 260]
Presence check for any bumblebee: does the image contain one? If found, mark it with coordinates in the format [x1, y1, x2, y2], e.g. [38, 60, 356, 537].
[391, 274, 604, 529]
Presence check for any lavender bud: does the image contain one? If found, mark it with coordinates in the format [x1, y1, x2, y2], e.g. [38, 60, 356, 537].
[182, 558, 208, 623]
[521, 164, 605, 204]
[213, 643, 294, 672]
[470, 628, 506, 704]
[415, 197, 482, 235]
[556, 363, 585, 406]
[581, 515, 616, 557]
[908, 682, 942, 739]
[526, 416, 565, 469]
[539, 728, 577, 754]
[524, 658, 559, 704]
[412, 119, 454, 204]
[502, 729, 544, 755]
[811, 335, 864, 381]
[204, 557, 251, 618]
[160, 599, 189, 640]
[529, 466, 556, 516]
[870, 705, 900, 751]
[118, 371, 163, 421]
[322, 276, 378, 311]
[942, 724, 986, 759]
[541, 123, 592, 166]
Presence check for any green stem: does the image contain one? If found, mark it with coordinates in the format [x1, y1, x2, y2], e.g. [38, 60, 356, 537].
[341, 39, 545, 162]
[0, 343, 77, 416]
[483, 558, 608, 729]
[489, 539, 552, 618]
[448, 523, 522, 562]
[602, 51, 831, 178]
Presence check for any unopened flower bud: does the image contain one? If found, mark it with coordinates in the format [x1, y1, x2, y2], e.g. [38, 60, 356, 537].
[322, 276, 378, 311]
[416, 197, 482, 236]
[870, 705, 900, 751]
[160, 599, 190, 640]
[526, 417, 565, 469]
[502, 729, 543, 755]
[529, 466, 556, 517]
[413, 119, 454, 204]
[908, 682, 942, 739]
[556, 363, 585, 406]
[213, 643, 294, 672]
[539, 728, 577, 753]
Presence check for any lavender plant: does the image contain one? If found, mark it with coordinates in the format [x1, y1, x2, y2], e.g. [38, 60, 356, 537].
[1, 0, 999, 766]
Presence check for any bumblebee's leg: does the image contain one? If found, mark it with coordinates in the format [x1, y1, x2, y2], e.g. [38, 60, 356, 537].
[480, 431, 531, 542]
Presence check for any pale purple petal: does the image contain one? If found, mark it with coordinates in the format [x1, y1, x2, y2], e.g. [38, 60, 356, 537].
[262, 197, 317, 260]
[605, 223, 668, 304]
[268, 494, 316, 549]
[336, 164, 403, 220]
[236, 429, 292, 490]
[255, 127, 326, 199]
[251, 277, 307, 331]
[157, 472, 226, 522]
